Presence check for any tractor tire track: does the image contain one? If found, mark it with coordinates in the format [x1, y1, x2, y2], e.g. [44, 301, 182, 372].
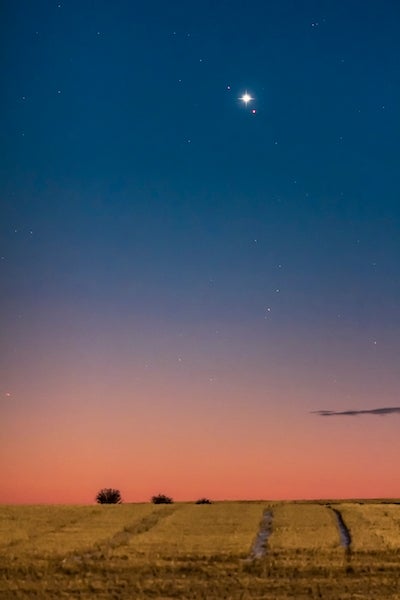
[327, 505, 352, 553]
[60, 505, 178, 568]
[247, 509, 273, 560]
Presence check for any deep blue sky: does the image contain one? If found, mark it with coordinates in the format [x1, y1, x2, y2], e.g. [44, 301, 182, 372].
[2, 1, 400, 320]
[1, 1, 400, 503]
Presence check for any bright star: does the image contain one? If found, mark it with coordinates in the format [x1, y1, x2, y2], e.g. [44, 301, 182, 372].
[240, 92, 253, 104]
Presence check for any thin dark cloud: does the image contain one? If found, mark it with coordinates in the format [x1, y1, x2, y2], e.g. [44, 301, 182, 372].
[313, 407, 400, 417]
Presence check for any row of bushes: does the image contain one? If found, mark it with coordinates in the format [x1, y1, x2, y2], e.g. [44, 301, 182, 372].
[95, 488, 212, 505]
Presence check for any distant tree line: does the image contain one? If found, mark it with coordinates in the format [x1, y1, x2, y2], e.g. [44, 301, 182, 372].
[95, 488, 212, 505]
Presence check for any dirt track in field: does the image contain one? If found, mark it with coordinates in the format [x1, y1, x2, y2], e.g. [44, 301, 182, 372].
[328, 506, 352, 551]
[248, 509, 273, 559]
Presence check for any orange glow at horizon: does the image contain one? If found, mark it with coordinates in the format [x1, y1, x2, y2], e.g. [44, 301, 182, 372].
[2, 370, 400, 504]
[2, 316, 400, 504]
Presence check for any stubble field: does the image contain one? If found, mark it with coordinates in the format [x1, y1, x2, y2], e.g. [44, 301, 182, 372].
[1, 500, 400, 599]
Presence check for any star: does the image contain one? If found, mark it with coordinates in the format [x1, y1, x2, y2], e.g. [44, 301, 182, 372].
[240, 92, 253, 104]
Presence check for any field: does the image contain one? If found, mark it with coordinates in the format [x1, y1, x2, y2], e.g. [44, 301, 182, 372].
[1, 500, 400, 599]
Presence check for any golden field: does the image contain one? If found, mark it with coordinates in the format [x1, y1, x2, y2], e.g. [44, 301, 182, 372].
[1, 500, 400, 599]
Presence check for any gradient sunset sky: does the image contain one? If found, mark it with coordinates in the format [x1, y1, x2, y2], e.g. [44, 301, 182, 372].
[1, 0, 400, 504]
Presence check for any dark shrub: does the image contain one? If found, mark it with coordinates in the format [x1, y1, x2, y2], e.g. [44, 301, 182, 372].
[195, 498, 212, 504]
[151, 493, 173, 504]
[96, 488, 122, 504]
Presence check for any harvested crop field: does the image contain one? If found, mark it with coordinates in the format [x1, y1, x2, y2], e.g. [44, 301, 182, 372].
[1, 500, 400, 599]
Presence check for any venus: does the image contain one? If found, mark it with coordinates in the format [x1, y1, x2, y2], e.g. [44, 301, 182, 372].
[240, 91, 253, 104]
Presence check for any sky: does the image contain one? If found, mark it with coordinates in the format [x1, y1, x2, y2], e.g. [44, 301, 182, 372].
[1, 0, 400, 504]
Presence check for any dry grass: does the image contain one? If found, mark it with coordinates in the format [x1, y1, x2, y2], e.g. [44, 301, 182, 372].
[1, 500, 400, 599]
[337, 502, 400, 550]
[119, 501, 266, 557]
[269, 502, 339, 549]
[2, 503, 157, 556]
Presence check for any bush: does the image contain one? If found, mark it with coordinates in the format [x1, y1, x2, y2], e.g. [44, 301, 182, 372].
[95, 488, 122, 504]
[151, 493, 173, 504]
[195, 498, 212, 504]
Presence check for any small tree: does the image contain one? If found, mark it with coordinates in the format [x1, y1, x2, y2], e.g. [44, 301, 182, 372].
[151, 493, 173, 504]
[96, 488, 122, 504]
[195, 497, 212, 504]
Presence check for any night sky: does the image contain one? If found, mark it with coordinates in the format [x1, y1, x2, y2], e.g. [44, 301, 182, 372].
[2, 1, 400, 503]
